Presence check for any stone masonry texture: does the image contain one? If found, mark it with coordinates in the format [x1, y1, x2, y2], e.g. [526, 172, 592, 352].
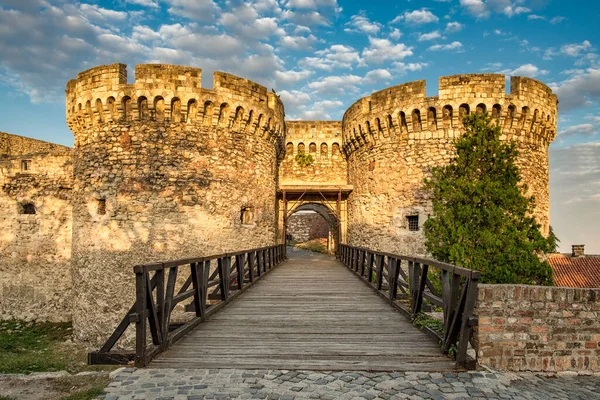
[0, 133, 73, 322]
[65, 63, 285, 346]
[0, 66, 559, 371]
[286, 213, 329, 242]
[343, 74, 556, 256]
[474, 284, 600, 372]
[279, 121, 346, 186]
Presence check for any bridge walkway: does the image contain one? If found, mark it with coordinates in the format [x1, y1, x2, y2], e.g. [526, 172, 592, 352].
[150, 251, 457, 371]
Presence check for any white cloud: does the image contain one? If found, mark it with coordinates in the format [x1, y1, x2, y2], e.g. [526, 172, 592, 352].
[278, 34, 317, 50]
[285, 0, 339, 9]
[79, 4, 128, 23]
[307, 74, 362, 95]
[165, 0, 219, 22]
[549, 141, 600, 254]
[459, 0, 489, 18]
[561, 40, 593, 57]
[362, 37, 413, 64]
[527, 14, 545, 20]
[125, 0, 159, 7]
[313, 99, 344, 109]
[418, 30, 442, 41]
[445, 21, 464, 33]
[428, 41, 463, 51]
[501, 63, 548, 77]
[274, 69, 313, 85]
[278, 89, 311, 110]
[364, 69, 392, 84]
[549, 68, 600, 111]
[389, 28, 402, 40]
[393, 62, 428, 74]
[391, 9, 439, 25]
[301, 44, 362, 70]
[344, 14, 382, 35]
[550, 16, 565, 24]
[460, 0, 531, 19]
[557, 124, 597, 138]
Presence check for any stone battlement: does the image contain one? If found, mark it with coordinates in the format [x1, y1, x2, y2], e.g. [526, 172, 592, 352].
[342, 74, 558, 155]
[66, 63, 285, 142]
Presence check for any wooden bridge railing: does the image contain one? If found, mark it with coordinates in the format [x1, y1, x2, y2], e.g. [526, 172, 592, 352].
[337, 244, 480, 368]
[89, 244, 286, 367]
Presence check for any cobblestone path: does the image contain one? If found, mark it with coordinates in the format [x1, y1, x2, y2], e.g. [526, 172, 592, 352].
[98, 368, 600, 400]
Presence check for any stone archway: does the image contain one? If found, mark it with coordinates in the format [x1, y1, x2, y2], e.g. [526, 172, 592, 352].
[286, 202, 339, 252]
[277, 186, 351, 254]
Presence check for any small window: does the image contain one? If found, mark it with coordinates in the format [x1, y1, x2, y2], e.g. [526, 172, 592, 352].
[407, 215, 419, 231]
[20, 203, 36, 215]
[21, 160, 31, 171]
[241, 206, 254, 225]
[97, 199, 106, 215]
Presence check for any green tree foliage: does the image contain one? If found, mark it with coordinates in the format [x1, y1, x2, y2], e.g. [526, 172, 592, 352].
[547, 225, 560, 253]
[423, 113, 554, 285]
[295, 149, 314, 168]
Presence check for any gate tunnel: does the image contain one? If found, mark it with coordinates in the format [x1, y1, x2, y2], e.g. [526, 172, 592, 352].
[277, 185, 352, 253]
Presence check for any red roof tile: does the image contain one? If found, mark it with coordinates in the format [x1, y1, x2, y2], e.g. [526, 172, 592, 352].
[548, 254, 600, 288]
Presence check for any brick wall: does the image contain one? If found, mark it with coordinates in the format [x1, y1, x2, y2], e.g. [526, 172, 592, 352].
[475, 284, 600, 372]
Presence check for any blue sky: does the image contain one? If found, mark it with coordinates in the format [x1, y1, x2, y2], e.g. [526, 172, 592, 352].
[0, 0, 599, 253]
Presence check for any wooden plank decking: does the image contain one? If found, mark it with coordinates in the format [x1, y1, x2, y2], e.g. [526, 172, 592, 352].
[150, 252, 458, 371]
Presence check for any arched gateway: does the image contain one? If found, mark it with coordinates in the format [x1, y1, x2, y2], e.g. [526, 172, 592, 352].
[278, 121, 350, 251]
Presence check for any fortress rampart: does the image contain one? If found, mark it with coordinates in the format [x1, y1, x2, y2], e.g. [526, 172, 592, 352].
[65, 64, 285, 345]
[342, 74, 557, 255]
[1, 68, 559, 349]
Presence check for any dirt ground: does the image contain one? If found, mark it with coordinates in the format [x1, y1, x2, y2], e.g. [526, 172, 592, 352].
[0, 371, 110, 400]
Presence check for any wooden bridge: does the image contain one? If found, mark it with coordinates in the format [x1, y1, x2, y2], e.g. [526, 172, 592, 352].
[90, 244, 480, 371]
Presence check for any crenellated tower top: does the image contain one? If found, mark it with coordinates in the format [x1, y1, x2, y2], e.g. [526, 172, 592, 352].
[66, 63, 285, 144]
[341, 73, 558, 155]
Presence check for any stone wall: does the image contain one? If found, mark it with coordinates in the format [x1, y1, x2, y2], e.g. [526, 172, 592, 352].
[280, 121, 347, 185]
[342, 74, 557, 256]
[287, 212, 328, 242]
[475, 284, 600, 372]
[0, 135, 73, 322]
[66, 63, 285, 346]
[0, 131, 71, 155]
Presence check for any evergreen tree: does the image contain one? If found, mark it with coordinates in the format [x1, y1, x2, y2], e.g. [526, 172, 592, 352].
[423, 113, 554, 285]
[547, 225, 560, 253]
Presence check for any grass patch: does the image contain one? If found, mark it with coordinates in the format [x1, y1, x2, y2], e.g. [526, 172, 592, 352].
[0, 396, 18, 400]
[0, 320, 115, 375]
[412, 312, 444, 335]
[295, 238, 331, 254]
[59, 384, 107, 400]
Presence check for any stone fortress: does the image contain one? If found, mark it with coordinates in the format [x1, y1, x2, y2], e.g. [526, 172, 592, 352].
[0, 63, 557, 345]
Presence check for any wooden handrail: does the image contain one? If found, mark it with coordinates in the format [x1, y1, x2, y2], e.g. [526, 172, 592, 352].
[89, 244, 287, 367]
[337, 243, 479, 369]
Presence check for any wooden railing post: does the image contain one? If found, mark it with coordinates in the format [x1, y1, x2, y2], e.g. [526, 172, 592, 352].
[135, 269, 148, 367]
[236, 254, 245, 290]
[248, 251, 255, 282]
[376, 254, 384, 290]
[456, 271, 480, 366]
[218, 256, 231, 301]
[366, 252, 374, 282]
[389, 257, 400, 303]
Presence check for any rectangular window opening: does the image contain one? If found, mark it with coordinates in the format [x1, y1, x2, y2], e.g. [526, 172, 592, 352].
[97, 199, 106, 215]
[21, 160, 31, 171]
[407, 215, 419, 231]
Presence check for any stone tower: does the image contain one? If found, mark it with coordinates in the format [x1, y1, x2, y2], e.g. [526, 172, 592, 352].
[65, 64, 285, 345]
[342, 74, 558, 255]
